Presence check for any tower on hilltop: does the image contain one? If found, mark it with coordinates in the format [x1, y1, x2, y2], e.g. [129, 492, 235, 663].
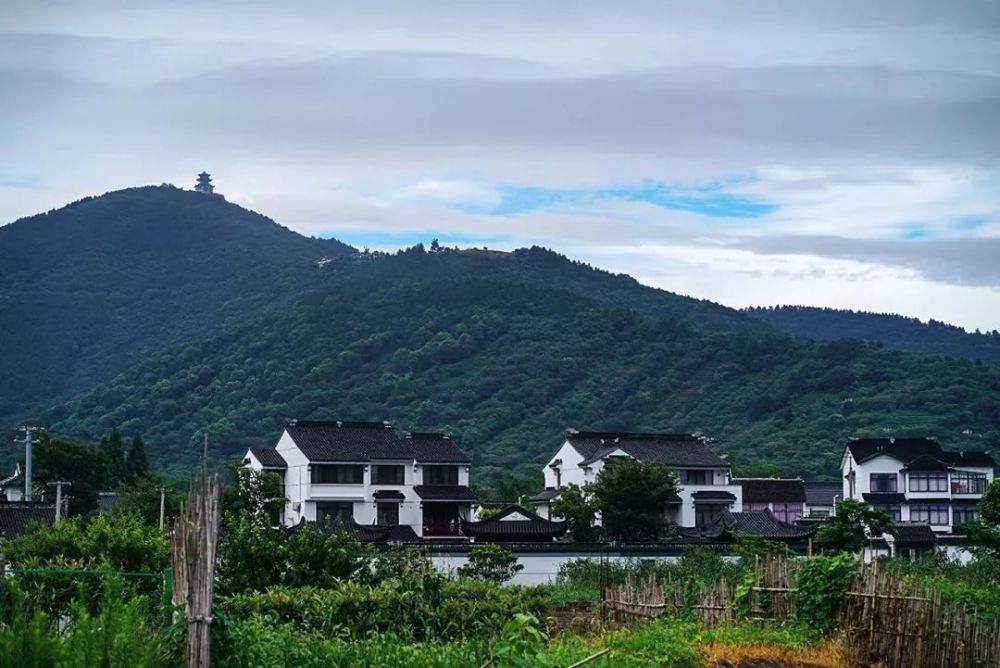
[194, 171, 214, 194]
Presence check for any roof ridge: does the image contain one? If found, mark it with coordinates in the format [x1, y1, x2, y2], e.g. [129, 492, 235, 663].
[286, 419, 394, 429]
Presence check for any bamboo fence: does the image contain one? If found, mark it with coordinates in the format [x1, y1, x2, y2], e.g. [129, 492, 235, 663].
[601, 555, 1000, 667]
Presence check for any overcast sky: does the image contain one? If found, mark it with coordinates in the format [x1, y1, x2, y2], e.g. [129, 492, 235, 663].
[2, 1, 999, 330]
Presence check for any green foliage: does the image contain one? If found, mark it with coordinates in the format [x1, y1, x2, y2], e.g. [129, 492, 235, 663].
[816, 499, 895, 554]
[221, 579, 550, 643]
[216, 516, 374, 595]
[541, 617, 701, 668]
[747, 305, 1000, 363]
[31, 435, 107, 515]
[879, 553, 1000, 622]
[457, 544, 524, 584]
[980, 477, 1000, 524]
[592, 459, 679, 542]
[550, 483, 598, 542]
[795, 553, 857, 631]
[0, 577, 169, 668]
[557, 547, 747, 591]
[489, 613, 547, 668]
[731, 534, 791, 561]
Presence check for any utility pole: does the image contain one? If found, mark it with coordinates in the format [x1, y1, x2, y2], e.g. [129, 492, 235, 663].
[159, 486, 166, 530]
[202, 432, 209, 464]
[17, 426, 45, 502]
[47, 480, 71, 521]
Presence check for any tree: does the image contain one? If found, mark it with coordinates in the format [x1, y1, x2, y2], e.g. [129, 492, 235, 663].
[32, 434, 106, 515]
[962, 479, 1000, 557]
[100, 428, 125, 487]
[815, 499, 895, 554]
[591, 459, 679, 542]
[430, 238, 441, 252]
[124, 434, 149, 482]
[980, 478, 1000, 525]
[457, 544, 523, 583]
[550, 484, 597, 542]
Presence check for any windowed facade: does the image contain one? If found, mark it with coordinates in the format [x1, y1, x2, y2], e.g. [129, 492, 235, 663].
[745, 502, 769, 513]
[772, 503, 803, 524]
[423, 465, 459, 485]
[377, 502, 400, 526]
[869, 473, 898, 493]
[311, 464, 364, 484]
[953, 507, 980, 525]
[951, 471, 988, 495]
[372, 464, 405, 485]
[873, 505, 902, 522]
[910, 504, 949, 525]
[908, 472, 948, 493]
[695, 504, 726, 527]
[679, 470, 711, 485]
[315, 501, 354, 523]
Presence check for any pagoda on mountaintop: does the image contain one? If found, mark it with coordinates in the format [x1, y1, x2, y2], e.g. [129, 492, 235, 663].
[194, 171, 214, 194]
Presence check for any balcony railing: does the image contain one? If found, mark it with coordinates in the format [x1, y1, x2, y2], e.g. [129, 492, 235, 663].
[952, 479, 988, 495]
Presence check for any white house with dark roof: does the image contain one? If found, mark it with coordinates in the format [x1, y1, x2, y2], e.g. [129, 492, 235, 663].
[841, 437, 995, 533]
[243, 420, 476, 538]
[531, 430, 742, 527]
[803, 481, 841, 518]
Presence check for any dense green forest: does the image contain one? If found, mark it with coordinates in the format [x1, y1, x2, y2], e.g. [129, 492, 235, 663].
[0, 186, 352, 421]
[4, 186, 999, 485]
[37, 246, 1000, 484]
[746, 306, 1000, 364]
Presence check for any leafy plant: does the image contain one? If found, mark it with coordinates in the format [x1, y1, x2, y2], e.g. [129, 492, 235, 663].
[489, 613, 547, 668]
[795, 553, 856, 630]
[550, 483, 598, 542]
[457, 544, 524, 584]
[591, 459, 679, 542]
[816, 499, 895, 554]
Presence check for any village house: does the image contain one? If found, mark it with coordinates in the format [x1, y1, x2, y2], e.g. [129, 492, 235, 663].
[803, 481, 841, 518]
[243, 420, 477, 539]
[531, 430, 742, 527]
[733, 478, 807, 523]
[841, 437, 995, 533]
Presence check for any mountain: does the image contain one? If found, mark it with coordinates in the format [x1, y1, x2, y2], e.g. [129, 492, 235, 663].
[39, 247, 1000, 483]
[5, 187, 999, 484]
[0, 185, 354, 421]
[745, 306, 1000, 364]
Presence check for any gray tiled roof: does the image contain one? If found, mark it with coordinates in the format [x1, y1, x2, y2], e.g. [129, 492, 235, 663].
[283, 420, 470, 463]
[847, 437, 995, 469]
[462, 505, 567, 540]
[413, 485, 478, 501]
[0, 503, 56, 540]
[249, 447, 288, 469]
[567, 430, 727, 468]
[734, 478, 806, 503]
[529, 488, 562, 503]
[709, 510, 816, 539]
[804, 482, 841, 506]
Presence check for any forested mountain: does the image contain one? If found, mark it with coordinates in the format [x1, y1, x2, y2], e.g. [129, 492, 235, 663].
[0, 186, 353, 421]
[39, 246, 1000, 483]
[745, 306, 1000, 364]
[4, 187, 999, 485]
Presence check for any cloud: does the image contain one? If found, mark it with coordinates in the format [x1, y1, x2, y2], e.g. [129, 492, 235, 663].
[1, 1, 999, 330]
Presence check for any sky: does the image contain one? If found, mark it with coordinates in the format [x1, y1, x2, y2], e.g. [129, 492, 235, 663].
[2, 1, 999, 331]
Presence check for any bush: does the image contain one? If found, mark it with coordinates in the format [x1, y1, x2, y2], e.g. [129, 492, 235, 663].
[795, 553, 856, 631]
[457, 544, 524, 584]
[221, 579, 550, 643]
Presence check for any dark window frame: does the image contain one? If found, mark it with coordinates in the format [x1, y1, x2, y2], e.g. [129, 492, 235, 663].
[371, 464, 406, 485]
[679, 470, 711, 485]
[873, 504, 902, 522]
[315, 501, 354, 524]
[377, 501, 400, 526]
[953, 507, 980, 525]
[910, 504, 949, 525]
[311, 464, 365, 485]
[423, 465, 459, 486]
[951, 471, 988, 495]
[908, 472, 948, 493]
[869, 473, 898, 493]
[695, 504, 726, 527]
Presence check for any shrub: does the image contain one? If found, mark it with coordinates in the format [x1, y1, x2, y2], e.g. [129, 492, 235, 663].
[795, 553, 856, 631]
[457, 544, 524, 584]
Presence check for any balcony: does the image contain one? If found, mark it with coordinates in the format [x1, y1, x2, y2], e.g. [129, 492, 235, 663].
[952, 479, 988, 495]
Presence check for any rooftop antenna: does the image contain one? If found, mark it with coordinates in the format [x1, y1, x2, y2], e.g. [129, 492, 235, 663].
[16, 426, 45, 502]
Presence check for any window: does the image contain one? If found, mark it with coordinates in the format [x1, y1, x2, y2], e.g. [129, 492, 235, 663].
[377, 502, 400, 526]
[315, 501, 354, 524]
[908, 472, 947, 492]
[679, 470, 710, 485]
[873, 505, 902, 522]
[311, 464, 364, 484]
[808, 509, 831, 519]
[772, 503, 803, 524]
[695, 505, 726, 527]
[953, 507, 980, 525]
[372, 465, 405, 485]
[910, 504, 949, 525]
[951, 472, 988, 495]
[745, 502, 770, 513]
[869, 473, 897, 493]
[424, 465, 459, 485]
